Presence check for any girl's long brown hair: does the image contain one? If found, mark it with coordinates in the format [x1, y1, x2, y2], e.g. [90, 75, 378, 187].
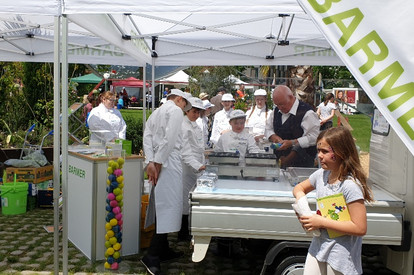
[318, 127, 374, 202]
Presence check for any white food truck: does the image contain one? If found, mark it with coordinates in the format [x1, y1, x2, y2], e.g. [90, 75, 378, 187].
[190, 108, 413, 275]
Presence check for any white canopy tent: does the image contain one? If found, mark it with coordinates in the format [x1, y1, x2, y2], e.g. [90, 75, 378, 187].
[1, 1, 413, 274]
[159, 70, 196, 84]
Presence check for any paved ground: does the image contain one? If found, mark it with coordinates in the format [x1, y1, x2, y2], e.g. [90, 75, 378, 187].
[0, 207, 399, 274]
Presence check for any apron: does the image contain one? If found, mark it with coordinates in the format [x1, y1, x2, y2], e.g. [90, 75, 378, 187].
[182, 164, 198, 215]
[144, 151, 183, 234]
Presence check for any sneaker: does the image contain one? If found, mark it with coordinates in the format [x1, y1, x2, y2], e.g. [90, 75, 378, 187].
[159, 249, 184, 262]
[141, 255, 161, 275]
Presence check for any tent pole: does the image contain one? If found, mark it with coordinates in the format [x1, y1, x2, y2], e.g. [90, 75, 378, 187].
[143, 65, 147, 130]
[151, 58, 155, 112]
[53, 15, 61, 275]
[61, 15, 69, 275]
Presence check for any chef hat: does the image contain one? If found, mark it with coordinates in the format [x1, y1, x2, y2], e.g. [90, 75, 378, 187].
[221, 93, 235, 102]
[229, 109, 246, 120]
[254, 89, 267, 96]
[202, 99, 214, 109]
[199, 92, 209, 100]
[188, 97, 205, 110]
[168, 89, 193, 111]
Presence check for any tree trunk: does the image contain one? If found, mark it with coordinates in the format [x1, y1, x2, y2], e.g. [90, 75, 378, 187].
[286, 65, 315, 109]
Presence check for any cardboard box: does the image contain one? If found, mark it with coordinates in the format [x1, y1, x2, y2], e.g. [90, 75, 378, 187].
[37, 189, 54, 208]
[141, 194, 155, 232]
[6, 165, 53, 184]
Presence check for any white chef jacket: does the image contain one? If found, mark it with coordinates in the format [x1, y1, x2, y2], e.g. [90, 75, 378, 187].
[143, 100, 185, 233]
[245, 106, 273, 137]
[181, 116, 205, 214]
[87, 103, 126, 144]
[210, 109, 233, 145]
[196, 116, 210, 149]
[214, 130, 259, 158]
[264, 98, 319, 148]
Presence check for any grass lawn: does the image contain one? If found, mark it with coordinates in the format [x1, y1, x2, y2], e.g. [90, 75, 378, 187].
[120, 108, 151, 121]
[333, 113, 372, 152]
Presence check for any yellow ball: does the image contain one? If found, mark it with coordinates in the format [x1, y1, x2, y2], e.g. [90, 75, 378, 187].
[105, 234, 109, 241]
[116, 176, 124, 184]
[106, 179, 110, 185]
[110, 218, 118, 226]
[108, 160, 115, 167]
[107, 167, 113, 174]
[107, 230, 114, 238]
[105, 241, 111, 248]
[111, 162, 119, 170]
[109, 237, 117, 245]
[119, 201, 124, 207]
[106, 247, 115, 255]
[113, 251, 120, 259]
[104, 252, 109, 258]
[104, 261, 111, 269]
[105, 223, 112, 230]
[113, 188, 121, 196]
[116, 194, 123, 201]
[113, 242, 122, 251]
[117, 157, 125, 165]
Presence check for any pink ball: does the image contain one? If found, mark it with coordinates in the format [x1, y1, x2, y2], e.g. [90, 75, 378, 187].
[113, 206, 121, 214]
[118, 220, 123, 226]
[115, 213, 123, 220]
[107, 193, 115, 200]
[111, 262, 119, 270]
[113, 169, 123, 177]
[110, 200, 118, 208]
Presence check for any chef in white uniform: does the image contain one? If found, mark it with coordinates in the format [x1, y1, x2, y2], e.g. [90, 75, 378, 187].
[196, 99, 214, 149]
[210, 93, 235, 145]
[214, 109, 260, 159]
[87, 91, 126, 144]
[141, 89, 192, 275]
[245, 89, 273, 149]
[179, 97, 206, 240]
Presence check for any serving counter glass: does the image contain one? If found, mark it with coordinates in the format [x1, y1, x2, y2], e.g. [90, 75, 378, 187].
[68, 150, 143, 261]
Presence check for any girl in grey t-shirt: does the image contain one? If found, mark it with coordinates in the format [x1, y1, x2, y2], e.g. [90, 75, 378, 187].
[293, 127, 374, 274]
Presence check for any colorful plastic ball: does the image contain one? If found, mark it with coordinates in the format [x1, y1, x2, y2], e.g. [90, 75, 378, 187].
[107, 193, 115, 201]
[113, 206, 121, 215]
[118, 183, 124, 189]
[118, 201, 124, 207]
[117, 157, 125, 165]
[107, 167, 113, 174]
[114, 169, 123, 177]
[105, 241, 111, 248]
[105, 223, 112, 231]
[110, 218, 118, 226]
[111, 262, 119, 270]
[107, 230, 115, 238]
[113, 251, 120, 259]
[111, 162, 119, 170]
[115, 232, 122, 239]
[116, 194, 123, 202]
[113, 242, 122, 251]
[116, 175, 124, 184]
[118, 219, 123, 226]
[109, 236, 117, 245]
[107, 212, 115, 220]
[108, 160, 115, 167]
[112, 225, 120, 233]
[108, 174, 116, 182]
[105, 205, 112, 212]
[104, 251, 109, 258]
[115, 213, 122, 220]
[104, 261, 111, 269]
[110, 200, 118, 208]
[116, 257, 122, 263]
[106, 179, 110, 185]
[105, 234, 109, 241]
[107, 256, 115, 264]
[111, 181, 119, 189]
[113, 188, 121, 196]
[117, 237, 122, 243]
[106, 247, 115, 255]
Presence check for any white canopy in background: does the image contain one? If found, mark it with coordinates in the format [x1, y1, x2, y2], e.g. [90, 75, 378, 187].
[159, 70, 196, 84]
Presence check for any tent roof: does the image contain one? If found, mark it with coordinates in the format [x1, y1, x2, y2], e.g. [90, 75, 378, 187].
[70, 73, 102, 84]
[111, 77, 150, 87]
[159, 70, 195, 83]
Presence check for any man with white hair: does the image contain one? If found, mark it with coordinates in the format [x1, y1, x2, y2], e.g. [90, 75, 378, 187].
[265, 85, 319, 168]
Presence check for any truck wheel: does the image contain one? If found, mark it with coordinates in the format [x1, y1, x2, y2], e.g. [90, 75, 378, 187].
[274, 255, 306, 275]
